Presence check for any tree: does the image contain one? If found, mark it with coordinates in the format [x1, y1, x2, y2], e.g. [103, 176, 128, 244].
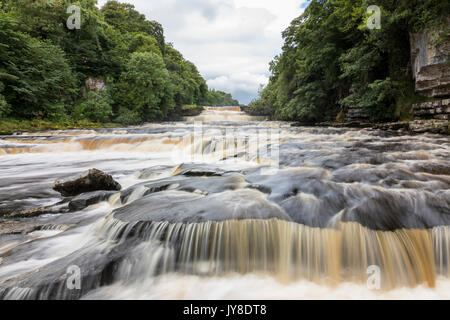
[203, 90, 239, 106]
[73, 91, 113, 122]
[115, 107, 141, 125]
[164, 45, 208, 107]
[250, 0, 449, 122]
[0, 11, 76, 119]
[0, 83, 10, 119]
[0, 0, 236, 124]
[101, 0, 165, 52]
[115, 52, 174, 121]
[5, 0, 111, 81]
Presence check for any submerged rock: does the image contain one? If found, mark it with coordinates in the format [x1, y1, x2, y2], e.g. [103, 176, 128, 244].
[3, 201, 69, 219]
[340, 190, 450, 231]
[180, 169, 223, 177]
[170, 163, 240, 177]
[119, 173, 248, 205]
[114, 189, 290, 224]
[53, 169, 121, 197]
[0, 237, 139, 300]
[0, 221, 42, 235]
[68, 191, 117, 211]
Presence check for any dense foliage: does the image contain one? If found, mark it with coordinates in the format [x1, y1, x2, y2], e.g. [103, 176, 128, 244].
[0, 0, 238, 124]
[73, 91, 113, 122]
[204, 90, 240, 107]
[249, 0, 449, 122]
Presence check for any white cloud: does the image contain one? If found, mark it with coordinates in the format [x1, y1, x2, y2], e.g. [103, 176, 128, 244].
[97, 0, 307, 104]
[207, 72, 269, 103]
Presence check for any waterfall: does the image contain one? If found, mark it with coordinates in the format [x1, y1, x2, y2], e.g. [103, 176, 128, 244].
[112, 218, 445, 289]
[1, 108, 449, 300]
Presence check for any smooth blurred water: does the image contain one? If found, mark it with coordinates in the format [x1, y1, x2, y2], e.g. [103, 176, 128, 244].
[0, 109, 449, 299]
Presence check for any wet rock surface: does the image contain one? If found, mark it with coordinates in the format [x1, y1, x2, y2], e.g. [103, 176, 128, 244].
[0, 118, 449, 299]
[114, 189, 290, 224]
[68, 191, 117, 212]
[0, 221, 42, 235]
[110, 161, 450, 231]
[53, 169, 122, 197]
[1, 201, 69, 219]
[0, 238, 140, 300]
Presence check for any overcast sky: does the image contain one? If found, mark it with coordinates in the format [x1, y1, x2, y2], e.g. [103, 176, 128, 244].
[97, 0, 308, 104]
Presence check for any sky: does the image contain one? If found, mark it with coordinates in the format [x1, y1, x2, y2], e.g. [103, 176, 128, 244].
[97, 0, 308, 104]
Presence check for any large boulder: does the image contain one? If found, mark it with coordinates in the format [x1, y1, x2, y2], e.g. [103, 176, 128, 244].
[53, 169, 121, 197]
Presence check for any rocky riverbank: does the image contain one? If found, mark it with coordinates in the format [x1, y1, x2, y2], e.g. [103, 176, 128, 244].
[292, 25, 450, 136]
[304, 119, 449, 135]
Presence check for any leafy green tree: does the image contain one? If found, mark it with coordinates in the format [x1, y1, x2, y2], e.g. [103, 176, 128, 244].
[44, 103, 69, 121]
[0, 0, 236, 124]
[0, 97, 9, 119]
[73, 91, 113, 122]
[0, 11, 76, 119]
[5, 0, 111, 81]
[115, 52, 174, 121]
[101, 0, 165, 52]
[251, 0, 449, 122]
[127, 32, 161, 55]
[164, 45, 208, 108]
[115, 107, 141, 125]
[203, 90, 239, 106]
[0, 83, 10, 119]
[248, 84, 276, 116]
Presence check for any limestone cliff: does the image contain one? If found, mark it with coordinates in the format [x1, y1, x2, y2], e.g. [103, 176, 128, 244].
[409, 24, 449, 133]
[81, 77, 107, 96]
[410, 29, 450, 98]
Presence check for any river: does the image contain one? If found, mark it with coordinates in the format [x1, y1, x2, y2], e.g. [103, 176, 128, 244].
[0, 108, 449, 299]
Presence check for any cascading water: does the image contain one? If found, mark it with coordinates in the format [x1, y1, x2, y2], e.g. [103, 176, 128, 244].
[0, 108, 449, 299]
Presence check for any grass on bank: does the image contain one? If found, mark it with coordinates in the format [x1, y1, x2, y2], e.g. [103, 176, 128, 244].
[0, 118, 121, 135]
[0, 105, 205, 135]
[180, 105, 204, 117]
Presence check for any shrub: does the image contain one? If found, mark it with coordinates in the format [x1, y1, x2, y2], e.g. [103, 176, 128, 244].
[0, 82, 10, 119]
[43, 103, 68, 121]
[115, 52, 174, 121]
[73, 91, 113, 122]
[0, 95, 10, 119]
[180, 105, 204, 116]
[114, 107, 142, 125]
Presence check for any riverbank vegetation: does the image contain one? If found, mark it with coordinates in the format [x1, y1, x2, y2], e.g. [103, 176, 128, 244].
[0, 118, 120, 135]
[249, 0, 449, 123]
[0, 0, 239, 128]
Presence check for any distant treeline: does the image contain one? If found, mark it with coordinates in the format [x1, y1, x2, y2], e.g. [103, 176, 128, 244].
[249, 0, 449, 123]
[0, 0, 239, 125]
